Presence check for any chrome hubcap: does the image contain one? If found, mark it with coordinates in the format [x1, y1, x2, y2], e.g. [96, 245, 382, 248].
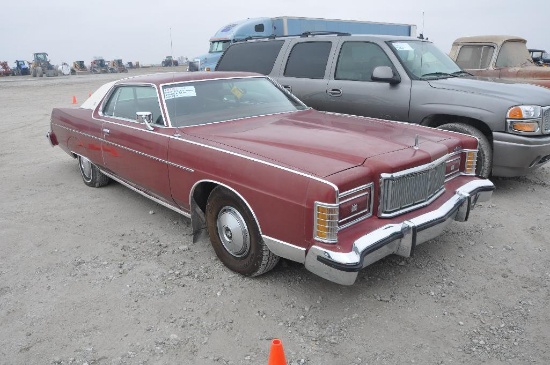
[79, 156, 92, 181]
[216, 206, 249, 257]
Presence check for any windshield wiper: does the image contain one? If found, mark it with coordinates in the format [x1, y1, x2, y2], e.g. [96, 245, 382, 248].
[451, 70, 472, 77]
[420, 72, 457, 79]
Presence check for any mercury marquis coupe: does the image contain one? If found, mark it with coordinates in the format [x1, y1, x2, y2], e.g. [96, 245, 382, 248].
[47, 72, 494, 285]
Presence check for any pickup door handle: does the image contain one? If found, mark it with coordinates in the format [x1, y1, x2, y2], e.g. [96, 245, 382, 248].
[327, 89, 343, 97]
[282, 85, 292, 93]
[102, 128, 110, 135]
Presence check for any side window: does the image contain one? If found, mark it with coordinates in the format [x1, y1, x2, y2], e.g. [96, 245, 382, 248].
[102, 86, 163, 124]
[284, 42, 332, 79]
[456, 45, 494, 69]
[335, 42, 393, 82]
[103, 88, 121, 117]
[216, 41, 284, 74]
[135, 86, 164, 125]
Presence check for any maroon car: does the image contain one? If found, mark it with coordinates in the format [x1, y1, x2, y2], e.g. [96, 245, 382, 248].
[47, 72, 494, 285]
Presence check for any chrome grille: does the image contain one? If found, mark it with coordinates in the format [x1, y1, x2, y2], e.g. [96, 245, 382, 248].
[543, 107, 550, 134]
[380, 161, 446, 217]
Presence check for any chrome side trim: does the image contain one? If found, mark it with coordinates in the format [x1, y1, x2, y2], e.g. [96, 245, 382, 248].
[99, 168, 191, 218]
[53, 123, 194, 173]
[170, 135, 339, 193]
[189, 179, 264, 235]
[263, 235, 306, 263]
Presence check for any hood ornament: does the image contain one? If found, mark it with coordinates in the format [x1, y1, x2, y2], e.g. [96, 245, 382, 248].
[414, 134, 419, 150]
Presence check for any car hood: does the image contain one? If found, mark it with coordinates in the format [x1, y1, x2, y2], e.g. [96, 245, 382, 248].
[180, 110, 459, 178]
[427, 76, 550, 104]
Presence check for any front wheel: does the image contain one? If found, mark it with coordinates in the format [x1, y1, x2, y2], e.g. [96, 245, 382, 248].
[438, 123, 492, 178]
[206, 187, 279, 277]
[78, 156, 110, 187]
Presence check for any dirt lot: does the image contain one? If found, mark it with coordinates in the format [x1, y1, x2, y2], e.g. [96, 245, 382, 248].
[1, 69, 549, 365]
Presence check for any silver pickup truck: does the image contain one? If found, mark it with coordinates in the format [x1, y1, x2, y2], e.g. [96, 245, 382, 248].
[216, 33, 550, 178]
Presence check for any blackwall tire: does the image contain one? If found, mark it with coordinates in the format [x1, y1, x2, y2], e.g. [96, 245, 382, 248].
[439, 123, 492, 178]
[78, 156, 110, 187]
[206, 187, 279, 277]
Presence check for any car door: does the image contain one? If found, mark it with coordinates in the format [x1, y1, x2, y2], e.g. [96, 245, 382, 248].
[98, 84, 173, 203]
[274, 40, 335, 110]
[324, 40, 411, 121]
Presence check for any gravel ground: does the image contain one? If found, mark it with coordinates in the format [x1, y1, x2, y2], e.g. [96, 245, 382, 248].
[1, 69, 549, 365]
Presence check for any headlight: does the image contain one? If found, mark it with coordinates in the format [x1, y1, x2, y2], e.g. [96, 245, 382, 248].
[506, 105, 549, 135]
[314, 184, 373, 243]
[507, 105, 541, 119]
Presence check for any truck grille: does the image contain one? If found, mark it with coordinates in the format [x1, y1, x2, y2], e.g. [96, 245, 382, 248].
[379, 161, 446, 217]
[543, 107, 550, 134]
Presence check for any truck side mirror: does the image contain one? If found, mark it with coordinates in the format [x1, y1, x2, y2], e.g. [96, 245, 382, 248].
[372, 66, 401, 85]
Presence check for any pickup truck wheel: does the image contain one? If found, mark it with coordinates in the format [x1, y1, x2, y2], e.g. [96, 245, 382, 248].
[206, 187, 279, 277]
[78, 156, 110, 187]
[439, 123, 492, 178]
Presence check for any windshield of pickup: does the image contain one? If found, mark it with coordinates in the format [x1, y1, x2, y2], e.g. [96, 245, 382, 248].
[390, 40, 463, 79]
[495, 41, 533, 67]
[162, 77, 307, 127]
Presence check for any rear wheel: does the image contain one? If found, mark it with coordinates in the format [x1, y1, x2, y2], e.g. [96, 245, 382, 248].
[439, 123, 492, 178]
[78, 156, 110, 187]
[206, 187, 279, 277]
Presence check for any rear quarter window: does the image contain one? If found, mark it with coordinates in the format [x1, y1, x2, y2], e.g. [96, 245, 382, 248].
[216, 41, 284, 75]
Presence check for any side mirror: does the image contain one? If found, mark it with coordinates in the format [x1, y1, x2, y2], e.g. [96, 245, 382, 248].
[136, 111, 154, 131]
[372, 66, 401, 85]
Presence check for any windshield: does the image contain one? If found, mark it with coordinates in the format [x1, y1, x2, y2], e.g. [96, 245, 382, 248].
[209, 40, 231, 53]
[162, 77, 307, 127]
[389, 40, 462, 79]
[496, 41, 533, 67]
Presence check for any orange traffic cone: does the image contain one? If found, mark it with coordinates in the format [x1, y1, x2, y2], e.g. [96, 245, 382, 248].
[268, 339, 287, 365]
[72, 95, 77, 104]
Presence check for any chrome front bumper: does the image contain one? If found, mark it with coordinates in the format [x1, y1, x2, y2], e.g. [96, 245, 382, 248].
[304, 179, 495, 285]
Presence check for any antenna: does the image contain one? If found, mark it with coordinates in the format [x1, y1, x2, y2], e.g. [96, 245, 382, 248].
[170, 27, 173, 64]
[418, 11, 426, 40]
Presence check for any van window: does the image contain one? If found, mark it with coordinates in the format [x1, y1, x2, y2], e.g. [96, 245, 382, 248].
[284, 42, 332, 79]
[335, 42, 393, 81]
[216, 41, 284, 74]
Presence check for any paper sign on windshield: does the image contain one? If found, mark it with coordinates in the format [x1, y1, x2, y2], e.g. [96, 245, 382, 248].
[393, 42, 414, 51]
[164, 86, 196, 100]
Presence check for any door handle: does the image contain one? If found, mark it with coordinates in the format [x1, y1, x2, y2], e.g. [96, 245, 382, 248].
[283, 85, 292, 93]
[102, 128, 110, 135]
[327, 89, 343, 97]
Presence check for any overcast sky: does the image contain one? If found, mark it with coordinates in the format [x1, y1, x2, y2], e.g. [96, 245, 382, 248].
[1, 0, 549, 66]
